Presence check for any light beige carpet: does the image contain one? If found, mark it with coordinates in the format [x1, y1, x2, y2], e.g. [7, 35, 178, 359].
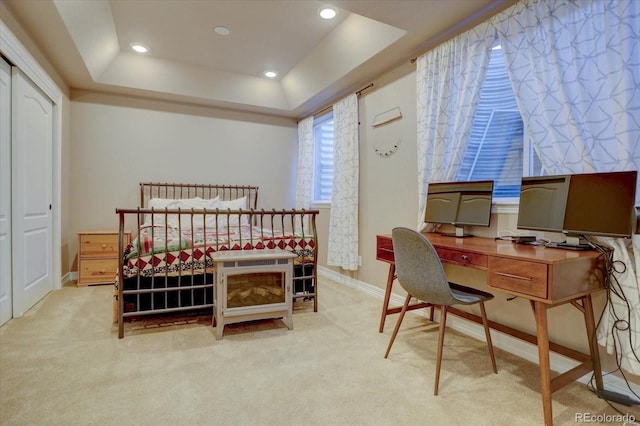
[0, 277, 635, 425]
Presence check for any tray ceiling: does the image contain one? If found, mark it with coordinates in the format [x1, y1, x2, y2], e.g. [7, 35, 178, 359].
[4, 0, 513, 118]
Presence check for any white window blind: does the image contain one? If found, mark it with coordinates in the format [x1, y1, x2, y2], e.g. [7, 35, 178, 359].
[459, 46, 542, 199]
[313, 112, 334, 202]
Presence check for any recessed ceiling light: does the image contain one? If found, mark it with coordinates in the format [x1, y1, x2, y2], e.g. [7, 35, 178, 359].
[264, 71, 277, 78]
[130, 44, 148, 53]
[319, 7, 337, 19]
[214, 26, 230, 36]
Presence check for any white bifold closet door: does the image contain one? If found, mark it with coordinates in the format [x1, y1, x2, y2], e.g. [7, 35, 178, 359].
[11, 66, 53, 317]
[0, 58, 11, 325]
[0, 60, 54, 324]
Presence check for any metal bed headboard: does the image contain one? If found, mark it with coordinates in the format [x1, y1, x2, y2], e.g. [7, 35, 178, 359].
[139, 182, 259, 209]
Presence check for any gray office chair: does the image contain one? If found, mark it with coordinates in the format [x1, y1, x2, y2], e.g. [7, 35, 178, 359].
[384, 227, 497, 395]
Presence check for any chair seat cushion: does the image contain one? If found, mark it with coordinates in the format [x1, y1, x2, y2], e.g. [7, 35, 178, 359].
[449, 282, 494, 305]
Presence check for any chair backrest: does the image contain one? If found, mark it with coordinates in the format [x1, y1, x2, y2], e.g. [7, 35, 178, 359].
[391, 227, 458, 306]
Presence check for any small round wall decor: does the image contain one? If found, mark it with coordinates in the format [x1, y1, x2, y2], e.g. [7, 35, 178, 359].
[374, 139, 400, 158]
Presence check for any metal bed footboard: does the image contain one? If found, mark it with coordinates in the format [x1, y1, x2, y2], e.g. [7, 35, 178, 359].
[115, 208, 319, 338]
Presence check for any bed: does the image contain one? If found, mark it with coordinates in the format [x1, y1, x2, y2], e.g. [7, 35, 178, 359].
[115, 182, 319, 338]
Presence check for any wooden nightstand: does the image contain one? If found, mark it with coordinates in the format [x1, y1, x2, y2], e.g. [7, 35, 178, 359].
[77, 230, 131, 286]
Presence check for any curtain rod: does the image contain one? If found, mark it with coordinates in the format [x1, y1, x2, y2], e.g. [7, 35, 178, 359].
[406, 1, 517, 66]
[355, 82, 374, 96]
[313, 82, 374, 118]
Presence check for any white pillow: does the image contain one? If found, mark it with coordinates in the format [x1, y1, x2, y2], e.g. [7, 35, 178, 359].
[217, 196, 250, 227]
[145, 198, 178, 226]
[167, 197, 222, 229]
[146, 196, 250, 229]
[145, 196, 220, 228]
[174, 197, 220, 209]
[147, 196, 218, 209]
[219, 196, 247, 210]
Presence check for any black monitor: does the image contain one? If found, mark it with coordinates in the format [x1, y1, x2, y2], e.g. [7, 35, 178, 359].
[517, 171, 638, 250]
[425, 180, 494, 237]
[562, 170, 637, 243]
[517, 175, 570, 233]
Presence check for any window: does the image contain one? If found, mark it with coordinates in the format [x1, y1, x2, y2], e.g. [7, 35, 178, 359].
[313, 111, 334, 202]
[458, 46, 542, 200]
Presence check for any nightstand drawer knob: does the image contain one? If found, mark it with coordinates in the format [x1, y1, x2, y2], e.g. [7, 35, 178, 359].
[101, 244, 107, 249]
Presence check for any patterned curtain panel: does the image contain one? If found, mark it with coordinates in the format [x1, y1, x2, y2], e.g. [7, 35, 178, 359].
[492, 0, 640, 375]
[416, 21, 495, 230]
[295, 115, 314, 231]
[327, 94, 359, 271]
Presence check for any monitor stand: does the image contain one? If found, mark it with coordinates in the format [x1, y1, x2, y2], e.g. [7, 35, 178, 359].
[439, 226, 473, 238]
[546, 234, 591, 251]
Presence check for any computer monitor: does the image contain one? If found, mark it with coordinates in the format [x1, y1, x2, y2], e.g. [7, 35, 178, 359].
[562, 170, 637, 242]
[424, 183, 461, 224]
[517, 175, 570, 233]
[424, 180, 494, 237]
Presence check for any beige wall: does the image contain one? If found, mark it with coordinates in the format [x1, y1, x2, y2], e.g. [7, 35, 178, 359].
[67, 91, 299, 265]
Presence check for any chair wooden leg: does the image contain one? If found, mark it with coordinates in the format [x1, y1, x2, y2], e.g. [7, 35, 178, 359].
[434, 305, 447, 396]
[384, 293, 412, 358]
[480, 302, 497, 374]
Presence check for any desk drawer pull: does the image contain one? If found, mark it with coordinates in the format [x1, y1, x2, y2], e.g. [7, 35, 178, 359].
[461, 255, 468, 261]
[495, 272, 533, 281]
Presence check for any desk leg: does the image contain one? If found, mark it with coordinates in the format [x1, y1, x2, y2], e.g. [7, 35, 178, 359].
[534, 301, 553, 426]
[379, 263, 396, 333]
[583, 295, 604, 391]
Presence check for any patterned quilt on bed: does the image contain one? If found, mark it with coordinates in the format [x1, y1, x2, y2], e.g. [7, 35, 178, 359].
[122, 224, 315, 278]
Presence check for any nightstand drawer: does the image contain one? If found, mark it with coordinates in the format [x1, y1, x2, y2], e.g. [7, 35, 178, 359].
[79, 234, 120, 258]
[488, 257, 548, 299]
[78, 258, 118, 285]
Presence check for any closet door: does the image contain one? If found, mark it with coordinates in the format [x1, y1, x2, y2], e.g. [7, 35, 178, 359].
[0, 58, 11, 325]
[11, 68, 53, 317]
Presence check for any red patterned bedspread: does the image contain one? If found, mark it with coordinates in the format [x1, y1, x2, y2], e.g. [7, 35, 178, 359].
[122, 224, 315, 278]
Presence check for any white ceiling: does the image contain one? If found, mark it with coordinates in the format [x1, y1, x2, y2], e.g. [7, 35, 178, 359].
[4, 0, 514, 118]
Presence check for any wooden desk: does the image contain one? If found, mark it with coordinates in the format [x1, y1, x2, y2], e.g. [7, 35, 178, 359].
[376, 233, 605, 426]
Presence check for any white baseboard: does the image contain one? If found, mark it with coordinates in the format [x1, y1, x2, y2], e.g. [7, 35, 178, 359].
[62, 272, 77, 286]
[318, 266, 637, 399]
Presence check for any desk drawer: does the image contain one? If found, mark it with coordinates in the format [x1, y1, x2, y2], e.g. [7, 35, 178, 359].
[376, 236, 394, 263]
[435, 247, 487, 269]
[488, 257, 548, 299]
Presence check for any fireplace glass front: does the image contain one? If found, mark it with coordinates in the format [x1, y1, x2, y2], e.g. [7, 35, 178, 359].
[226, 272, 286, 309]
